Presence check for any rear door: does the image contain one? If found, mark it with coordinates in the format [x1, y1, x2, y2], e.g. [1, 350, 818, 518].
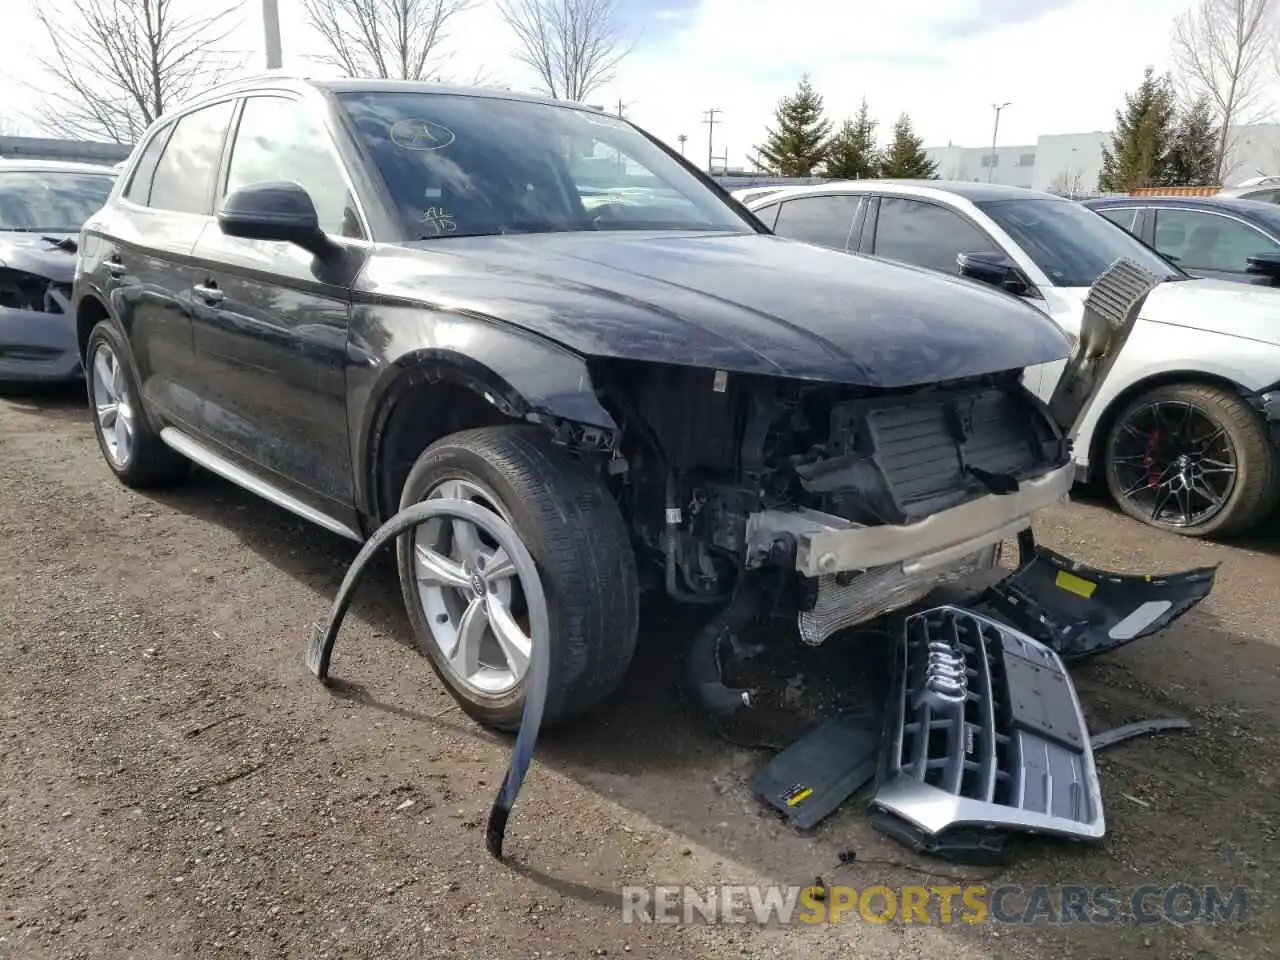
[189, 93, 369, 521]
[1150, 206, 1280, 283]
[769, 194, 864, 252]
[95, 99, 237, 425]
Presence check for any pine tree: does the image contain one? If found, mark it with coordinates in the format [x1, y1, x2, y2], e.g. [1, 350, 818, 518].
[1166, 95, 1219, 186]
[1098, 67, 1175, 191]
[877, 113, 937, 179]
[823, 98, 880, 179]
[751, 75, 833, 176]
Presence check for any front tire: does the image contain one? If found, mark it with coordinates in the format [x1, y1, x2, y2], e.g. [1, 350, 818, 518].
[84, 320, 188, 488]
[1103, 382, 1280, 537]
[395, 425, 640, 731]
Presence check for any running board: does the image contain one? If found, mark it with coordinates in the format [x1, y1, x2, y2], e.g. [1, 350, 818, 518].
[158, 427, 363, 543]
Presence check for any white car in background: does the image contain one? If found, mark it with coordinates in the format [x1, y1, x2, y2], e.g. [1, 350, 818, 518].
[744, 180, 1280, 538]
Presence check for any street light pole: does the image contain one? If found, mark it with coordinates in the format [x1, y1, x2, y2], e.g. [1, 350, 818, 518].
[989, 102, 1010, 183]
[677, 134, 687, 155]
[262, 0, 283, 69]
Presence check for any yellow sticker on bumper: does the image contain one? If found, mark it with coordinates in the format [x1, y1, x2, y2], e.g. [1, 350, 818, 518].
[1055, 569, 1097, 599]
[784, 787, 813, 807]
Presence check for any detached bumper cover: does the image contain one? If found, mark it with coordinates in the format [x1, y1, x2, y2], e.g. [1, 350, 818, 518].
[872, 605, 1105, 848]
[980, 546, 1217, 663]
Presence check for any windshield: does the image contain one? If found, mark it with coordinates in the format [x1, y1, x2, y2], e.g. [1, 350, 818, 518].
[977, 197, 1185, 287]
[336, 91, 757, 239]
[0, 171, 115, 233]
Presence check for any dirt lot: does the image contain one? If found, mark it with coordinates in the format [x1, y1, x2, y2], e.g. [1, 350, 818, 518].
[1, 385, 1277, 960]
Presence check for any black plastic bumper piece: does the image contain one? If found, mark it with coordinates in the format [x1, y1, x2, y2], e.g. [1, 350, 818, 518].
[304, 498, 552, 862]
[980, 545, 1217, 662]
[751, 709, 882, 830]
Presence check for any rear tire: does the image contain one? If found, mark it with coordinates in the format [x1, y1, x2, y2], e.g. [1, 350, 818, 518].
[395, 425, 640, 731]
[1103, 382, 1280, 537]
[84, 320, 188, 488]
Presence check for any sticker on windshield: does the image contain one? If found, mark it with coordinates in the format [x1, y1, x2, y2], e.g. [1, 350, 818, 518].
[422, 206, 457, 235]
[390, 118, 456, 151]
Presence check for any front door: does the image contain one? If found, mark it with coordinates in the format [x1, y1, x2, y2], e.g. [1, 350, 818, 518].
[190, 94, 370, 523]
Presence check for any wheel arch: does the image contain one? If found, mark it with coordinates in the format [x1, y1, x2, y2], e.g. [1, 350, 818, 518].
[75, 291, 113, 364]
[359, 347, 620, 525]
[1084, 368, 1257, 482]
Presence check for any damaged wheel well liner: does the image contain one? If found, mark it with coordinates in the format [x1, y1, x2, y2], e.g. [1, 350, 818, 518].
[364, 348, 620, 524]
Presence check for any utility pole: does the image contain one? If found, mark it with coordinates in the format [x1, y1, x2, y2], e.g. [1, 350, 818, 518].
[702, 108, 721, 174]
[262, 0, 283, 69]
[988, 102, 1010, 183]
[616, 98, 626, 119]
[677, 134, 687, 155]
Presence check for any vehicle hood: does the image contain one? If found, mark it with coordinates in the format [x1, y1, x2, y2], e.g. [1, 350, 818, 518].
[1138, 276, 1280, 347]
[369, 232, 1071, 388]
[0, 231, 77, 284]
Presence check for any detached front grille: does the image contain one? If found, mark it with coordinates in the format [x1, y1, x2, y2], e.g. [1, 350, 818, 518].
[872, 605, 1104, 842]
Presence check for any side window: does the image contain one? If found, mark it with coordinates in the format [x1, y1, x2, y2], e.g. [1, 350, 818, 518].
[148, 100, 236, 215]
[224, 96, 364, 239]
[772, 195, 861, 251]
[872, 197, 1001, 273]
[123, 125, 173, 205]
[752, 201, 779, 229]
[1097, 207, 1139, 233]
[1153, 208, 1280, 272]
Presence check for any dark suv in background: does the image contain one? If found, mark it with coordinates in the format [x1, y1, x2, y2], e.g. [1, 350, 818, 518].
[73, 74, 1191, 742]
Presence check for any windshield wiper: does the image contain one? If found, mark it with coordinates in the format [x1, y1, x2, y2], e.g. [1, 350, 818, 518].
[41, 235, 78, 253]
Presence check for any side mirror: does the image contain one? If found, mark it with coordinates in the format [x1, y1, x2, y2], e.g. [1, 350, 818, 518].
[1245, 252, 1280, 280]
[218, 181, 332, 258]
[957, 251, 1030, 295]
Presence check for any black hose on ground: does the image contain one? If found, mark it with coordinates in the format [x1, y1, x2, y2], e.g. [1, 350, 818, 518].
[304, 497, 551, 861]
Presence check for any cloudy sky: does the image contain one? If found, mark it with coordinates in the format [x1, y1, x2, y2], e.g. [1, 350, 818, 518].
[3, 0, 1229, 166]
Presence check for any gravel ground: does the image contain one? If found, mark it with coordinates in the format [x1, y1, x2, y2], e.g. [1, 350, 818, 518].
[1, 384, 1277, 960]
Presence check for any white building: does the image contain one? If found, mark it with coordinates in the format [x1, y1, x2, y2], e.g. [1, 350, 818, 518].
[925, 123, 1280, 193]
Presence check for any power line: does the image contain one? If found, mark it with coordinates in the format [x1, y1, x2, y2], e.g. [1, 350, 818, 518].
[702, 108, 722, 174]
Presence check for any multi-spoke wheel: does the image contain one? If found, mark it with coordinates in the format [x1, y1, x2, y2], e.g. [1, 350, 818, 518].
[1104, 382, 1280, 538]
[395, 425, 639, 731]
[84, 320, 188, 488]
[90, 341, 135, 468]
[412, 478, 533, 698]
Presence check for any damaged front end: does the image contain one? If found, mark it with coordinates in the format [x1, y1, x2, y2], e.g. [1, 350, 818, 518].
[741, 260, 1219, 858]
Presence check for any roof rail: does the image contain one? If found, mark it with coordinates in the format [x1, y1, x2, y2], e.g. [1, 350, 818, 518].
[198, 70, 313, 98]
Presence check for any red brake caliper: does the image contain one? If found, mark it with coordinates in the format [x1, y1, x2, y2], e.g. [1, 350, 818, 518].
[1144, 427, 1161, 488]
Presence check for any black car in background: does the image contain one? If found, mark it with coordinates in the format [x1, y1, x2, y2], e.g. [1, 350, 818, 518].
[1082, 194, 1280, 286]
[72, 74, 1150, 736]
[0, 160, 116, 382]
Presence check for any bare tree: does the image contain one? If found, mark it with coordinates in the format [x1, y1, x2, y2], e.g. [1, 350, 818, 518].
[496, 0, 632, 101]
[1170, 0, 1280, 183]
[1047, 168, 1086, 198]
[31, 0, 244, 145]
[301, 0, 477, 81]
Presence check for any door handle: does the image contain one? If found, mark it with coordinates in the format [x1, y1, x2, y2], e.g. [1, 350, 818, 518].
[194, 282, 224, 304]
[105, 256, 126, 277]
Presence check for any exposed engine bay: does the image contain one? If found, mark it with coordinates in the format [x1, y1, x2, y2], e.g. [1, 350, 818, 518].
[594, 360, 1074, 645]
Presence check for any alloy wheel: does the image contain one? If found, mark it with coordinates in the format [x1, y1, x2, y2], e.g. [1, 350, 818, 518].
[91, 343, 135, 468]
[412, 477, 535, 697]
[1108, 399, 1237, 528]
